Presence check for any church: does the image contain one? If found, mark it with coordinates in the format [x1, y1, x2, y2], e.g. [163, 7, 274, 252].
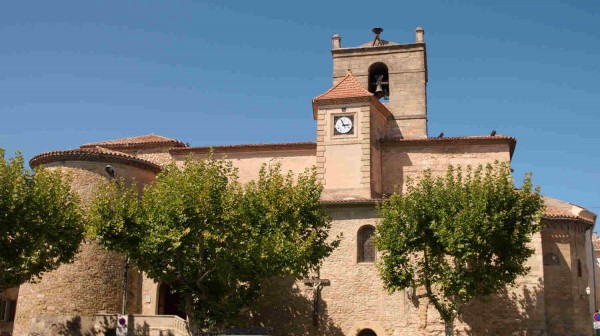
[1, 27, 597, 336]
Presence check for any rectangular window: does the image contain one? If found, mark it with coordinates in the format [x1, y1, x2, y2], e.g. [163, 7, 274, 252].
[0, 300, 16, 322]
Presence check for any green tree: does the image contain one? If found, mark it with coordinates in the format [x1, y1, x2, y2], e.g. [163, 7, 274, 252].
[88, 156, 337, 332]
[0, 149, 84, 292]
[374, 162, 543, 336]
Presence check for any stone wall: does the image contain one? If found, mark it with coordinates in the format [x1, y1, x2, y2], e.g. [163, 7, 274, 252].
[332, 44, 427, 138]
[542, 219, 593, 335]
[172, 149, 316, 185]
[12, 161, 156, 336]
[252, 205, 548, 336]
[382, 142, 512, 195]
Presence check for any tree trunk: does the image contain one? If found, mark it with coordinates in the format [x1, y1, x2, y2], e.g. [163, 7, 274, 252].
[444, 316, 455, 336]
[185, 296, 200, 336]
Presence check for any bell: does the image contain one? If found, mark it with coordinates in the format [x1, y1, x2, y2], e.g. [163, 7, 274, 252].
[375, 84, 384, 98]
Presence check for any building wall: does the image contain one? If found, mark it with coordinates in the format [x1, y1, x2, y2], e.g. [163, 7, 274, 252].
[12, 162, 156, 336]
[382, 142, 511, 195]
[172, 149, 316, 185]
[593, 235, 600, 312]
[459, 231, 547, 335]
[369, 104, 388, 198]
[542, 220, 593, 335]
[251, 205, 548, 336]
[316, 104, 372, 200]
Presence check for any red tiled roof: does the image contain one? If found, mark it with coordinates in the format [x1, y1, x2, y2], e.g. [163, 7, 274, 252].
[593, 235, 600, 252]
[30, 146, 161, 173]
[313, 73, 372, 101]
[81, 134, 186, 149]
[311, 73, 393, 120]
[170, 141, 316, 154]
[384, 135, 518, 158]
[543, 206, 595, 225]
[384, 135, 517, 143]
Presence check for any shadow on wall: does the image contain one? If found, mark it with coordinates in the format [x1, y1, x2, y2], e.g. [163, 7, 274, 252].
[51, 315, 170, 336]
[460, 278, 545, 336]
[52, 315, 115, 336]
[249, 276, 344, 336]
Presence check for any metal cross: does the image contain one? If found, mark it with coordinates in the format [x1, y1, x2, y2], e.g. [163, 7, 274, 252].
[303, 269, 330, 328]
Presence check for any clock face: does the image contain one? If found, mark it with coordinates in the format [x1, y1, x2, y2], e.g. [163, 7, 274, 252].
[334, 116, 354, 135]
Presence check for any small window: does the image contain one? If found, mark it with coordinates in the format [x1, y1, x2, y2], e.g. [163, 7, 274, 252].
[358, 225, 376, 263]
[543, 252, 560, 266]
[578, 259, 582, 277]
[0, 300, 16, 322]
[358, 329, 377, 336]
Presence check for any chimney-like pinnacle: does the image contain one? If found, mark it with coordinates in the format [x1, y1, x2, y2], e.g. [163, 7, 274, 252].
[332, 34, 341, 49]
[415, 27, 425, 43]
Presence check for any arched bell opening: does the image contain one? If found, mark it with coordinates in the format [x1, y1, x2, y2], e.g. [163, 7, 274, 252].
[157, 282, 186, 319]
[368, 62, 389, 101]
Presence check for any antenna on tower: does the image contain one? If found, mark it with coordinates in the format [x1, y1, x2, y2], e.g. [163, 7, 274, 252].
[371, 27, 384, 46]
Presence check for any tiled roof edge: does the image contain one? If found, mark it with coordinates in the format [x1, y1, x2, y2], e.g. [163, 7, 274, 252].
[30, 149, 162, 173]
[542, 213, 595, 225]
[80, 140, 187, 150]
[170, 141, 317, 154]
[384, 135, 517, 158]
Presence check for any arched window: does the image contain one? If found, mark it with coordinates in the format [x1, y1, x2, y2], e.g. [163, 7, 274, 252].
[358, 225, 376, 263]
[368, 62, 389, 101]
[358, 329, 377, 336]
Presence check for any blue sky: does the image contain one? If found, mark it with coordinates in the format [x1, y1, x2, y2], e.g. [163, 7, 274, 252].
[0, 1, 598, 212]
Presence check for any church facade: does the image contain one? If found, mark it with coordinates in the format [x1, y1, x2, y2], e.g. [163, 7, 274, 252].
[2, 27, 597, 336]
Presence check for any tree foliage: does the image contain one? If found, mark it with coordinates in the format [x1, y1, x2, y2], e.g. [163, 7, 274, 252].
[374, 162, 543, 335]
[0, 149, 84, 292]
[88, 156, 337, 330]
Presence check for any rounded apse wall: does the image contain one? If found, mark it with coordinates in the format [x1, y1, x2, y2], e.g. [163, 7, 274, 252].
[13, 160, 156, 336]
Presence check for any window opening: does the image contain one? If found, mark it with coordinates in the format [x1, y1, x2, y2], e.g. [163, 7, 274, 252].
[368, 62, 389, 101]
[358, 225, 376, 263]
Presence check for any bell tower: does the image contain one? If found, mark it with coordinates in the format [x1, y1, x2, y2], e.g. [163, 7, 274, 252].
[331, 27, 428, 138]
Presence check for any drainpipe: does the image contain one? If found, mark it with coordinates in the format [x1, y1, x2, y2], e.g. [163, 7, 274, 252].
[122, 257, 130, 315]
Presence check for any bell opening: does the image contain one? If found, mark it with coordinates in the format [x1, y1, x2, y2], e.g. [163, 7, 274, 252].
[368, 62, 389, 101]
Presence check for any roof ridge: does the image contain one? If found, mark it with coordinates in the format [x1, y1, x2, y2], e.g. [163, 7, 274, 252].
[80, 133, 186, 149]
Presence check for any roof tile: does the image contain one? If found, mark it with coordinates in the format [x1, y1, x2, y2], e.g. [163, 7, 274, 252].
[313, 73, 372, 101]
[81, 134, 186, 149]
[30, 147, 161, 173]
[170, 141, 316, 154]
[543, 206, 595, 224]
